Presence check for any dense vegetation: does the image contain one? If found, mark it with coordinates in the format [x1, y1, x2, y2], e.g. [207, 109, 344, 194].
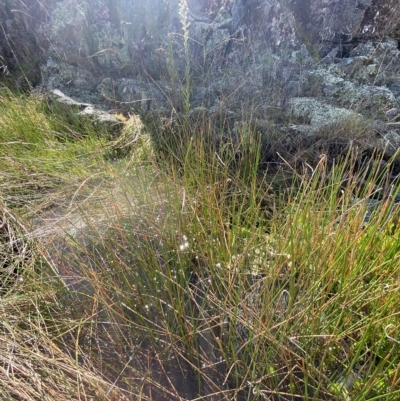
[1, 87, 399, 400]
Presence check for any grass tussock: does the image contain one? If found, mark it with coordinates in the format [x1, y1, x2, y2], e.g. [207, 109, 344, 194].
[0, 288, 127, 401]
[1, 91, 400, 400]
[0, 87, 107, 207]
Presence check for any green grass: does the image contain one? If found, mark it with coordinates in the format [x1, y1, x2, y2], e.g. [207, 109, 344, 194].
[1, 90, 399, 400]
[0, 87, 108, 207]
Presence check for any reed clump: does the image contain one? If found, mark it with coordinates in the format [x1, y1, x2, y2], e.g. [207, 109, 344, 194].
[1, 90, 399, 400]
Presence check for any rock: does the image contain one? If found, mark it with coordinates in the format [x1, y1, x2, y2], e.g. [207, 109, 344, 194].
[385, 108, 400, 121]
[2, 0, 400, 90]
[49, 89, 122, 134]
[97, 78, 167, 113]
[50, 89, 92, 109]
[305, 69, 398, 114]
[288, 98, 361, 129]
[78, 106, 122, 133]
[0, 0, 52, 85]
[42, 60, 97, 102]
[376, 130, 400, 157]
[288, 0, 400, 56]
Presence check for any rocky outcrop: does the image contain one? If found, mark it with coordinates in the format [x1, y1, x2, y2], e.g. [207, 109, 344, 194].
[1, 1, 399, 100]
[1, 0, 400, 163]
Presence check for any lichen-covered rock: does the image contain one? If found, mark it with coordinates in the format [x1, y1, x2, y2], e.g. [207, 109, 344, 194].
[50, 89, 92, 109]
[288, 0, 400, 56]
[49, 89, 122, 133]
[305, 69, 397, 114]
[77, 106, 122, 133]
[376, 130, 400, 157]
[41, 59, 98, 102]
[0, 0, 53, 85]
[2, 1, 399, 108]
[96, 77, 186, 113]
[2, 0, 400, 87]
[288, 97, 361, 129]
